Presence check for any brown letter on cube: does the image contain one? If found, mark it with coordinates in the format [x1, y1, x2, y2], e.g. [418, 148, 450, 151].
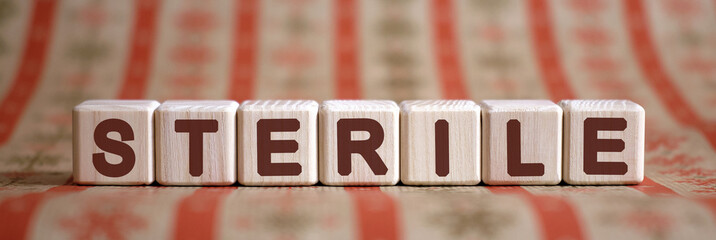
[320, 100, 399, 185]
[337, 118, 387, 176]
[175, 119, 219, 177]
[73, 100, 159, 185]
[434, 119, 449, 177]
[156, 100, 238, 186]
[93, 119, 136, 178]
[507, 119, 545, 177]
[481, 100, 562, 185]
[238, 100, 318, 186]
[560, 100, 644, 185]
[583, 118, 628, 175]
[257, 119, 301, 176]
[400, 100, 481, 185]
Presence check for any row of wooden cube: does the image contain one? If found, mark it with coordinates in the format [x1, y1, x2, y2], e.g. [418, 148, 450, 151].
[73, 99, 644, 186]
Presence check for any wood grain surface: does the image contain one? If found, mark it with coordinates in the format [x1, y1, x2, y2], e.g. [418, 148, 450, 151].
[238, 100, 318, 186]
[560, 100, 645, 185]
[73, 100, 159, 185]
[400, 100, 481, 185]
[155, 100, 239, 185]
[481, 100, 563, 185]
[319, 100, 400, 185]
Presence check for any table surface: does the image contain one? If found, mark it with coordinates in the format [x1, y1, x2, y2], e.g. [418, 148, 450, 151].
[1, 0, 716, 239]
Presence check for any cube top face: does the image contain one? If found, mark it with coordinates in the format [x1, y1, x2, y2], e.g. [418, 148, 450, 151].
[322, 100, 400, 112]
[241, 100, 318, 111]
[74, 100, 160, 112]
[319, 100, 400, 185]
[481, 100, 563, 113]
[560, 100, 645, 185]
[400, 100, 478, 112]
[480, 100, 563, 185]
[73, 100, 159, 185]
[157, 100, 239, 113]
[238, 100, 318, 186]
[400, 100, 481, 185]
[155, 100, 238, 186]
[560, 99, 645, 112]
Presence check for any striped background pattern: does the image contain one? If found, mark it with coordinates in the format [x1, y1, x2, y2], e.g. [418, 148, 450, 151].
[0, 0, 715, 239]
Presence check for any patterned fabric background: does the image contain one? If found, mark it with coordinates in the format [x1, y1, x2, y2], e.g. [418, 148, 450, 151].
[0, 0, 715, 239]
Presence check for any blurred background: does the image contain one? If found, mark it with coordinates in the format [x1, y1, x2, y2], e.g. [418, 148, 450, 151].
[0, 0, 715, 239]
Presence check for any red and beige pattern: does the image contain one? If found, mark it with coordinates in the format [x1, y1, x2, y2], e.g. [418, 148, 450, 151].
[1, 0, 716, 239]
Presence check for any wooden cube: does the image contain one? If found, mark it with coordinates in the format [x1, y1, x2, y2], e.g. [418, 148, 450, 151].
[400, 100, 481, 185]
[155, 100, 239, 185]
[480, 100, 562, 185]
[238, 100, 319, 186]
[319, 100, 400, 185]
[560, 100, 645, 185]
[73, 100, 160, 185]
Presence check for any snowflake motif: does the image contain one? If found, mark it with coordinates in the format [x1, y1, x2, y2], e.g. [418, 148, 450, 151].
[649, 154, 703, 168]
[233, 191, 340, 235]
[581, 55, 619, 72]
[478, 25, 505, 42]
[170, 45, 213, 64]
[677, 177, 716, 193]
[271, 46, 315, 70]
[490, 78, 517, 93]
[77, 2, 108, 28]
[591, 78, 630, 93]
[60, 205, 147, 240]
[660, 168, 716, 177]
[621, 210, 674, 238]
[662, 0, 702, 20]
[428, 195, 513, 239]
[567, 0, 606, 14]
[679, 55, 716, 76]
[573, 26, 612, 47]
[65, 72, 94, 87]
[659, 165, 716, 194]
[175, 9, 216, 32]
[646, 131, 686, 152]
[170, 75, 205, 88]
